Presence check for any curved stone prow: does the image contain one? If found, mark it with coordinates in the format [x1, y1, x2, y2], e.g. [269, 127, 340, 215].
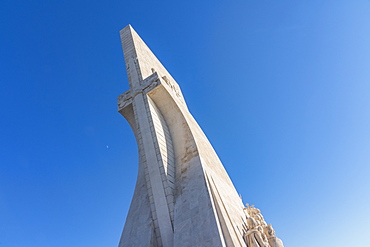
[117, 25, 282, 247]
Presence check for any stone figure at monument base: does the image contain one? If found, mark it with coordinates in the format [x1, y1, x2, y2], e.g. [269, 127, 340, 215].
[244, 217, 268, 247]
[117, 24, 284, 247]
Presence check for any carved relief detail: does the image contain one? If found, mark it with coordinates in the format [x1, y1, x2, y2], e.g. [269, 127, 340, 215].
[161, 75, 182, 100]
[242, 204, 284, 247]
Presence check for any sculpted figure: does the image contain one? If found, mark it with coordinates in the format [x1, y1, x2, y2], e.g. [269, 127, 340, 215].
[244, 205, 267, 227]
[243, 217, 269, 247]
[257, 226, 268, 244]
[254, 213, 267, 227]
[263, 224, 284, 247]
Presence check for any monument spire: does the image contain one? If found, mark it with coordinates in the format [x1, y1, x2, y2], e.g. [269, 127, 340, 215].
[117, 25, 283, 247]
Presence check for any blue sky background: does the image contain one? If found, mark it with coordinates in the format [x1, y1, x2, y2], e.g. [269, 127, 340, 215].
[1, 0, 370, 246]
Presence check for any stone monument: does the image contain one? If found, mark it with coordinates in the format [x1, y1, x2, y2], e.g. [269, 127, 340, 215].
[117, 25, 283, 247]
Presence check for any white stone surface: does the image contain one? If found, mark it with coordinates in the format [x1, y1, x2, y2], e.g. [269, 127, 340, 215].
[117, 25, 283, 247]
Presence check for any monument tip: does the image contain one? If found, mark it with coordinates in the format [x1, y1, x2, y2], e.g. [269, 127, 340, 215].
[120, 24, 135, 34]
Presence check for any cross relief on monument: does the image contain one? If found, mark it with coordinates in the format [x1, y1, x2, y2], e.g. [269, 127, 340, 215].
[118, 71, 183, 113]
[118, 72, 161, 111]
[117, 25, 284, 247]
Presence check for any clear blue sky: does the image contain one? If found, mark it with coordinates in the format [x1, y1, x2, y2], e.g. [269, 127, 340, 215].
[1, 0, 370, 246]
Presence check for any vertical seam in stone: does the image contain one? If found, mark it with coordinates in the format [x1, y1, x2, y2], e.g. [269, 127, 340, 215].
[209, 176, 244, 246]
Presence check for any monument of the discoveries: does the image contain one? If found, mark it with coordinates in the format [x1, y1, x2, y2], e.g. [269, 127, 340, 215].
[117, 25, 284, 247]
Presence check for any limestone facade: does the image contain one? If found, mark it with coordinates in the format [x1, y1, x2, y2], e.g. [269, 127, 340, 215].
[117, 25, 283, 247]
